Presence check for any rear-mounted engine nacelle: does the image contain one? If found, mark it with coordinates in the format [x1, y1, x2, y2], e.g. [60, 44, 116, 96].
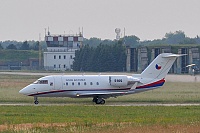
[109, 76, 128, 87]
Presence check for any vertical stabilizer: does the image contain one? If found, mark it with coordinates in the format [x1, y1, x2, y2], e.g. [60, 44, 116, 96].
[140, 53, 183, 80]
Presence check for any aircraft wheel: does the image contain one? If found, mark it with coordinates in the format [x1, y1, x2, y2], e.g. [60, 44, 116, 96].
[100, 99, 105, 104]
[34, 97, 39, 104]
[95, 98, 105, 104]
[95, 99, 101, 104]
[34, 101, 39, 104]
[92, 97, 98, 103]
[95, 100, 100, 104]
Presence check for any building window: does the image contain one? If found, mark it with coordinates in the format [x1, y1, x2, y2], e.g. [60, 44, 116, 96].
[84, 82, 86, 85]
[54, 55, 56, 59]
[64, 65, 66, 68]
[59, 55, 61, 59]
[72, 82, 74, 85]
[59, 64, 61, 68]
[78, 82, 80, 85]
[66, 82, 68, 86]
[64, 55, 66, 59]
[54, 64, 56, 68]
[70, 55, 73, 59]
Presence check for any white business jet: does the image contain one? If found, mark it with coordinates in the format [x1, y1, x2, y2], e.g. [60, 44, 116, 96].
[19, 53, 183, 104]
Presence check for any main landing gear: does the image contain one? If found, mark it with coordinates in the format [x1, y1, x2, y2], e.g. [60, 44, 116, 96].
[93, 97, 105, 104]
[34, 97, 39, 104]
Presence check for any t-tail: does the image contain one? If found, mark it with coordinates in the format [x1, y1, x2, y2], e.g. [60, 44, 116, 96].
[135, 53, 185, 89]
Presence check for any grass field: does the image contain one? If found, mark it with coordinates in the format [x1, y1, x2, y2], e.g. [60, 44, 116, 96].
[1, 74, 200, 132]
[1, 74, 200, 104]
[1, 106, 200, 132]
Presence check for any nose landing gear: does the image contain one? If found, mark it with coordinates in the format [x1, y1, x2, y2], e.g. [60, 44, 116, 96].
[34, 97, 39, 104]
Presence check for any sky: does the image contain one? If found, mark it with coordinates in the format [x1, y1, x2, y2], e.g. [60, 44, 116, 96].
[0, 0, 200, 41]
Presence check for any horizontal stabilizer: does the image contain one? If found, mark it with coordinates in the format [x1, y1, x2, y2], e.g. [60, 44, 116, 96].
[162, 53, 186, 58]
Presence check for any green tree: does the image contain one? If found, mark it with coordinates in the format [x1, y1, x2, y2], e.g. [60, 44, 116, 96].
[6, 44, 17, 50]
[32, 41, 39, 50]
[0, 43, 3, 49]
[73, 43, 126, 72]
[179, 37, 197, 44]
[83, 37, 102, 47]
[123, 35, 140, 47]
[20, 41, 30, 50]
[195, 35, 200, 44]
[164, 30, 186, 44]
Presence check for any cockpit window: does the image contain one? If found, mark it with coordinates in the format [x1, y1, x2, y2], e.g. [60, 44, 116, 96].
[33, 80, 48, 84]
[33, 80, 39, 84]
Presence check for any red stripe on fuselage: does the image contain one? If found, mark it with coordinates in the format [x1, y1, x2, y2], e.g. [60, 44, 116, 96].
[136, 78, 165, 89]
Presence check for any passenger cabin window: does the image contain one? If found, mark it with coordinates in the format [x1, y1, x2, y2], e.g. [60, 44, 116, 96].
[78, 82, 80, 85]
[84, 82, 87, 85]
[72, 82, 74, 85]
[90, 82, 93, 85]
[96, 82, 99, 85]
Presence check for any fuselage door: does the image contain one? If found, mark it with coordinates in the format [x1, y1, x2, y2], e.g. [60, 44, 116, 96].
[48, 76, 55, 90]
[53, 76, 63, 90]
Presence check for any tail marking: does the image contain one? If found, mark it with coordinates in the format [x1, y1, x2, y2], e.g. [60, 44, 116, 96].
[136, 78, 165, 89]
[155, 64, 162, 70]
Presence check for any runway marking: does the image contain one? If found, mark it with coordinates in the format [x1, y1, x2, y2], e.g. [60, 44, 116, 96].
[0, 103, 200, 106]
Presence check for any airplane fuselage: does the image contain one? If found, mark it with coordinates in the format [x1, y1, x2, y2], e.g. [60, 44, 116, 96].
[21, 75, 164, 98]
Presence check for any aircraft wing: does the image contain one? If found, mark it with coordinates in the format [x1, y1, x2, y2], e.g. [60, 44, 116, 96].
[75, 90, 130, 98]
[75, 82, 138, 98]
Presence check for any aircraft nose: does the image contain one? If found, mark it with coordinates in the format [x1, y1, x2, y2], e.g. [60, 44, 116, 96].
[19, 86, 30, 95]
[19, 88, 26, 95]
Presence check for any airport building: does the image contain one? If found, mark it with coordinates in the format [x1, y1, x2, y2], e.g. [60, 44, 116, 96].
[43, 31, 200, 73]
[43, 32, 83, 71]
[126, 45, 200, 74]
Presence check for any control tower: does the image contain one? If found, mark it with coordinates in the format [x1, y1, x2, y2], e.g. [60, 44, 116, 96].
[43, 30, 83, 71]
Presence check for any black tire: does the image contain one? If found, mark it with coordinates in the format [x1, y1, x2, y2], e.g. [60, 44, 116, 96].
[100, 99, 105, 104]
[92, 97, 98, 103]
[34, 101, 39, 104]
[95, 99, 105, 104]
[95, 100, 101, 104]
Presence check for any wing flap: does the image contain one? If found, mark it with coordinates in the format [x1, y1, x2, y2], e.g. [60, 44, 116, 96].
[75, 90, 130, 98]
